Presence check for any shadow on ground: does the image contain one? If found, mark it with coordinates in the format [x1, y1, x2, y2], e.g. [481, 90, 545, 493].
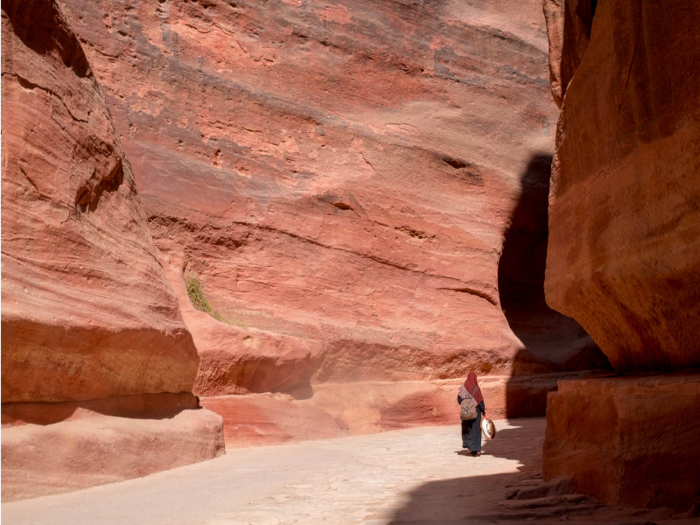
[388, 419, 546, 524]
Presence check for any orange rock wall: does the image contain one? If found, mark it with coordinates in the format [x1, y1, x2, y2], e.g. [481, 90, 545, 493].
[543, 375, 700, 511]
[542, 0, 700, 511]
[543, 0, 700, 372]
[56, 0, 606, 393]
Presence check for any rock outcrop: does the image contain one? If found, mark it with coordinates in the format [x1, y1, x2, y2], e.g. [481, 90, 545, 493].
[543, 0, 700, 372]
[1, 0, 198, 402]
[57, 0, 609, 398]
[1, 0, 224, 501]
[542, 0, 700, 511]
[543, 376, 700, 510]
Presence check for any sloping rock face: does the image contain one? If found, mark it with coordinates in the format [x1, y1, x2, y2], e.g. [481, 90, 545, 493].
[1, 0, 199, 402]
[1, 0, 224, 501]
[542, 0, 700, 511]
[543, 0, 700, 372]
[57, 0, 607, 394]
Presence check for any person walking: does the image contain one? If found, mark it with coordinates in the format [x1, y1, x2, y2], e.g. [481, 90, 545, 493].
[458, 372, 486, 456]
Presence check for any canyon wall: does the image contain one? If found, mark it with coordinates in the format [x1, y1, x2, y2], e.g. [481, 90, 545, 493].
[542, 0, 700, 511]
[1, 0, 224, 501]
[57, 0, 608, 404]
[543, 0, 700, 372]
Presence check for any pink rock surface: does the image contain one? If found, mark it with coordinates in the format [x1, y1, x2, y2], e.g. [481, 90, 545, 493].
[56, 0, 607, 392]
[201, 372, 604, 448]
[1, 0, 199, 403]
[543, 374, 700, 511]
[1, 407, 225, 502]
[543, 0, 700, 372]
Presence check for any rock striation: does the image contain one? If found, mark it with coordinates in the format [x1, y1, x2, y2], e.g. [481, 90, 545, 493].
[1, 0, 198, 402]
[56, 0, 609, 398]
[1, 0, 224, 501]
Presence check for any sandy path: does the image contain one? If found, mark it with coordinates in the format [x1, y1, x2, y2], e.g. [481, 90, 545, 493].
[2, 419, 690, 525]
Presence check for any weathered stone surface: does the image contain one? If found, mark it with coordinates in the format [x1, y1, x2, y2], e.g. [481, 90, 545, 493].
[1, 407, 225, 502]
[56, 0, 609, 392]
[543, 375, 700, 511]
[201, 372, 602, 447]
[1, 0, 199, 403]
[543, 0, 700, 372]
[1, 0, 224, 503]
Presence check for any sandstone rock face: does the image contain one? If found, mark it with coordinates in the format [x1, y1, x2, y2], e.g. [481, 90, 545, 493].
[1, 0, 224, 502]
[543, 375, 700, 511]
[541, 0, 700, 512]
[57, 0, 607, 392]
[1, 0, 199, 403]
[543, 0, 700, 372]
[201, 372, 599, 448]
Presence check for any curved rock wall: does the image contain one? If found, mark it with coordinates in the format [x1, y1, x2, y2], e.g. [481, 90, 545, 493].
[542, 0, 700, 511]
[1, 0, 199, 402]
[1, 0, 224, 501]
[56, 0, 606, 394]
[543, 0, 700, 372]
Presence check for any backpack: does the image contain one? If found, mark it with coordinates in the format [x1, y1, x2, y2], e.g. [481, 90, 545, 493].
[460, 385, 479, 421]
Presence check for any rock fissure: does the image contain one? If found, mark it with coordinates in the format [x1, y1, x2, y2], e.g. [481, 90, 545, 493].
[3, 72, 91, 124]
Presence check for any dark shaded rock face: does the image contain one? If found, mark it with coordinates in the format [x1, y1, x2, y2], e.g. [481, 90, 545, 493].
[543, 0, 700, 373]
[57, 0, 604, 394]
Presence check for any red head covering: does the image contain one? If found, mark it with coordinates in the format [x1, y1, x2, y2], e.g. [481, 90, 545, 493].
[458, 372, 484, 405]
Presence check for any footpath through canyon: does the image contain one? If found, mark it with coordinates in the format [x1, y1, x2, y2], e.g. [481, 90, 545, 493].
[2, 0, 699, 517]
[5, 419, 698, 525]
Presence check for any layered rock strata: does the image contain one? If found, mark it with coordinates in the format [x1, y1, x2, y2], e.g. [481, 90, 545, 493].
[1, 0, 224, 501]
[203, 372, 599, 448]
[542, 0, 700, 511]
[1, 0, 198, 403]
[57, 0, 608, 397]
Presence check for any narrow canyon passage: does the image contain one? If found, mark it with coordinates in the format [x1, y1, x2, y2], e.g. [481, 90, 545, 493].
[2, 419, 689, 525]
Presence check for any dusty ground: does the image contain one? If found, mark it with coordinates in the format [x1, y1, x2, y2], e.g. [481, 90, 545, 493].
[2, 419, 694, 525]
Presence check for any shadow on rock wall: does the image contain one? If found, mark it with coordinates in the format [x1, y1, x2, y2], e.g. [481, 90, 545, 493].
[498, 154, 611, 418]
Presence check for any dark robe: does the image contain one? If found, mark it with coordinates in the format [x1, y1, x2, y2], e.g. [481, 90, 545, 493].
[457, 395, 485, 451]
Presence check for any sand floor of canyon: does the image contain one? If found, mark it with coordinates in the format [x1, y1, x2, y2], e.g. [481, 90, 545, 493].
[3, 418, 693, 525]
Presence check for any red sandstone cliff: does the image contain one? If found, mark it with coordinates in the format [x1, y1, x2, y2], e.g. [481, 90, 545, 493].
[543, 0, 700, 372]
[542, 0, 700, 511]
[57, 0, 605, 397]
[1, 0, 224, 501]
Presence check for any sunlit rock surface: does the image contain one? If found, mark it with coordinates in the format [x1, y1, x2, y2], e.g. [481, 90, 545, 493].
[543, 375, 700, 511]
[57, 0, 608, 395]
[542, 0, 700, 511]
[544, 0, 700, 372]
[1, 0, 198, 403]
[1, 0, 224, 501]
